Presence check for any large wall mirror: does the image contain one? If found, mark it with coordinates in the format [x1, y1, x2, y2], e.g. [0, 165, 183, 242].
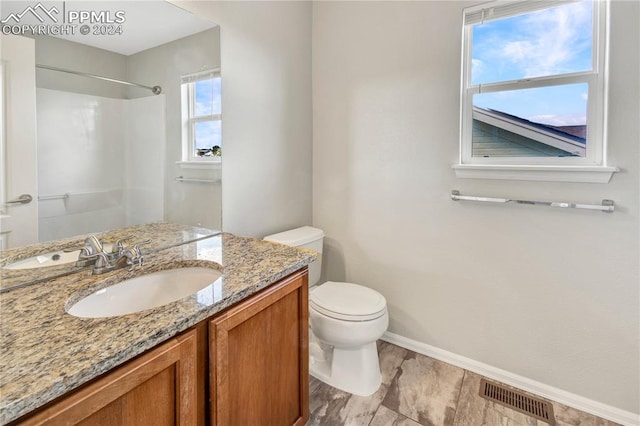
[0, 0, 222, 253]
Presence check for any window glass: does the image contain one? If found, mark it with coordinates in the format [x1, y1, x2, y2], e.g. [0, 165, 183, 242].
[194, 77, 221, 116]
[472, 83, 588, 157]
[459, 0, 606, 168]
[471, 1, 593, 85]
[195, 120, 222, 152]
[181, 70, 222, 161]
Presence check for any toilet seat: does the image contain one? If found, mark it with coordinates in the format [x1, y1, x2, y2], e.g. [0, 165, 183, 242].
[310, 281, 387, 321]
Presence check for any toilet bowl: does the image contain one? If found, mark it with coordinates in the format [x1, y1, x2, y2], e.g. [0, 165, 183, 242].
[264, 227, 389, 396]
[309, 281, 389, 395]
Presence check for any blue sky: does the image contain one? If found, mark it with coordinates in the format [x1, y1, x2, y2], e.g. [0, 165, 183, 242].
[471, 0, 593, 126]
[194, 78, 222, 150]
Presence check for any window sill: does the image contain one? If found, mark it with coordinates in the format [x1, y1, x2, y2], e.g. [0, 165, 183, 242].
[176, 160, 221, 170]
[452, 164, 619, 183]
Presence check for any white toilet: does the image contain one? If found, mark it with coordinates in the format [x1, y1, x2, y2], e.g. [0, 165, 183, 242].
[264, 226, 389, 396]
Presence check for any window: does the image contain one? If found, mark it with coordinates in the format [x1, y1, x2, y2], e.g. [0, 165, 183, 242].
[456, 0, 617, 182]
[0, 62, 6, 212]
[181, 70, 221, 162]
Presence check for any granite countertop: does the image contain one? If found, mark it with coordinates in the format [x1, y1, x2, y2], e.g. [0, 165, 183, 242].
[0, 227, 316, 424]
[0, 222, 221, 292]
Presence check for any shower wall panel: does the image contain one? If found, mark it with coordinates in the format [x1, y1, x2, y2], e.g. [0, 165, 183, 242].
[36, 89, 165, 242]
[37, 88, 126, 241]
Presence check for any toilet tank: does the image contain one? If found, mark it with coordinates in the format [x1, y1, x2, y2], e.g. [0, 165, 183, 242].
[264, 226, 324, 287]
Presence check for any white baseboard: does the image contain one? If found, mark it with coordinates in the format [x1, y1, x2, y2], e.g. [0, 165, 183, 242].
[381, 331, 640, 426]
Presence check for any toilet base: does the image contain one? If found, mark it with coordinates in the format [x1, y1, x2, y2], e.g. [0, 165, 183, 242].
[309, 338, 382, 396]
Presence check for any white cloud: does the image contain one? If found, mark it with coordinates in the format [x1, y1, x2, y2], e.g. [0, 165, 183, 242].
[471, 58, 485, 79]
[497, 1, 592, 78]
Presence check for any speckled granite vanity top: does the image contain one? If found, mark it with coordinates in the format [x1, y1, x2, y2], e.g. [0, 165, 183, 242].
[0, 222, 220, 292]
[0, 227, 316, 424]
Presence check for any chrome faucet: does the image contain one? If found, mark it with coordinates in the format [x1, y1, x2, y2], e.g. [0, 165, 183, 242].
[110, 238, 128, 257]
[70, 235, 105, 267]
[92, 241, 146, 275]
[85, 235, 103, 253]
[67, 234, 147, 274]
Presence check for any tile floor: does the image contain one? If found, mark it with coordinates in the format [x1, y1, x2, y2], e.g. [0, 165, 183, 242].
[307, 341, 621, 426]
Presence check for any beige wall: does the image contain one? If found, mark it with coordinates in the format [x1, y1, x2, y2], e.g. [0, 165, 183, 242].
[312, 0, 639, 415]
[172, 1, 313, 237]
[34, 35, 128, 98]
[169, 0, 638, 414]
[127, 28, 222, 230]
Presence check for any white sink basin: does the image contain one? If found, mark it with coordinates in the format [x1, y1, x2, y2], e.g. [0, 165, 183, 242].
[4, 244, 113, 270]
[67, 267, 222, 318]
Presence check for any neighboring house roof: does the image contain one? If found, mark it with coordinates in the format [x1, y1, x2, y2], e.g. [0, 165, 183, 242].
[549, 125, 587, 139]
[472, 107, 586, 158]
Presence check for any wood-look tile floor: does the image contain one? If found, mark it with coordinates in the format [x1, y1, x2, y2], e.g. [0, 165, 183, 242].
[307, 341, 621, 426]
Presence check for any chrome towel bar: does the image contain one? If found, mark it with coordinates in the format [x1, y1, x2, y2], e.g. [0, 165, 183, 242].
[175, 176, 220, 184]
[451, 190, 614, 213]
[38, 194, 69, 201]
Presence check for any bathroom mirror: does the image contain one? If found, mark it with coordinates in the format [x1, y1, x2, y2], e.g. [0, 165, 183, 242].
[0, 1, 222, 259]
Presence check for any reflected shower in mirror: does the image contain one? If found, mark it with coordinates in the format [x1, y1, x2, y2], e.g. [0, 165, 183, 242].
[0, 0, 222, 249]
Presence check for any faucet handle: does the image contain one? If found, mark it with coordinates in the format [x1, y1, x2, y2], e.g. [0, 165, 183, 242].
[84, 235, 104, 255]
[77, 247, 93, 260]
[107, 235, 134, 254]
[110, 238, 150, 255]
[64, 235, 105, 255]
[130, 239, 151, 256]
[124, 245, 144, 268]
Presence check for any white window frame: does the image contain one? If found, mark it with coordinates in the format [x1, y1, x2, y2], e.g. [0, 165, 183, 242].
[0, 61, 6, 211]
[454, 0, 618, 183]
[180, 69, 221, 164]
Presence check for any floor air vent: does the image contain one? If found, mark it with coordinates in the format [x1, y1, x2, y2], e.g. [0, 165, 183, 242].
[479, 379, 555, 425]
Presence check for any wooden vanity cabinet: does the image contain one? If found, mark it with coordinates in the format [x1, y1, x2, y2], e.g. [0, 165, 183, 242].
[209, 269, 309, 426]
[13, 268, 308, 426]
[17, 329, 199, 426]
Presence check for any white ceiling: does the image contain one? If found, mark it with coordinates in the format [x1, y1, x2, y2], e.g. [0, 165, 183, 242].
[0, 1, 218, 55]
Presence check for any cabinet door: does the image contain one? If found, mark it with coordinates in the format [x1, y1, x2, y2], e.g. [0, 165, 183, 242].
[18, 329, 199, 426]
[210, 269, 309, 426]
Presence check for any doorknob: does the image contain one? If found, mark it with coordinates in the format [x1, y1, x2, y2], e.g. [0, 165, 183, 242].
[5, 194, 33, 205]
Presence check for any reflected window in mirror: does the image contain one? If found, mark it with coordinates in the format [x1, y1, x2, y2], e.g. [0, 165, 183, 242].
[0, 62, 6, 216]
[181, 69, 222, 162]
[457, 0, 610, 179]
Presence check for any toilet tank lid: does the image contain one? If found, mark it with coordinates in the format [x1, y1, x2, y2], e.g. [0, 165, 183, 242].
[264, 226, 324, 247]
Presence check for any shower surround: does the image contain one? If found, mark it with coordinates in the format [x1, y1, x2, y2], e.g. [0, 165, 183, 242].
[36, 88, 165, 241]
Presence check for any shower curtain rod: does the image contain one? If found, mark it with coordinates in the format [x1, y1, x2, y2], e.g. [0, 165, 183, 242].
[36, 64, 162, 95]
